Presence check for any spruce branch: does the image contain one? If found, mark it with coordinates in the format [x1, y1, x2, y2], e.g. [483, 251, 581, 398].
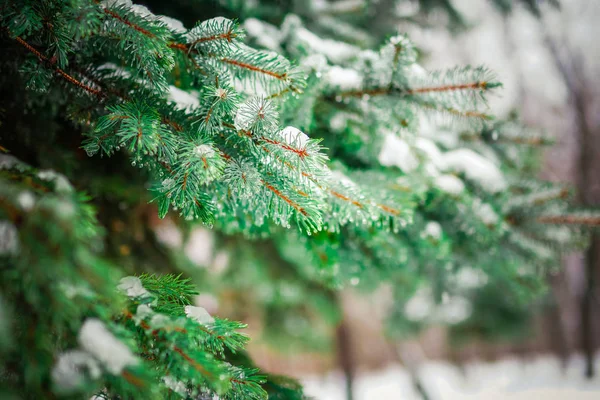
[537, 214, 600, 226]
[12, 34, 104, 98]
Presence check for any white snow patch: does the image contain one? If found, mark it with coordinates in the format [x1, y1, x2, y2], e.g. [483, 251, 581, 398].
[97, 62, 131, 79]
[303, 355, 600, 400]
[149, 314, 170, 329]
[0, 222, 19, 256]
[378, 133, 419, 172]
[52, 350, 101, 393]
[302, 54, 328, 75]
[154, 218, 183, 249]
[456, 267, 488, 289]
[184, 305, 214, 325]
[279, 126, 309, 148]
[423, 221, 442, 240]
[60, 282, 94, 299]
[101, 0, 131, 7]
[168, 86, 199, 111]
[195, 294, 219, 314]
[78, 319, 138, 375]
[163, 375, 188, 397]
[159, 16, 186, 33]
[295, 27, 358, 64]
[331, 170, 356, 188]
[38, 170, 73, 193]
[0, 154, 23, 170]
[439, 295, 472, 324]
[194, 144, 215, 158]
[131, 4, 153, 18]
[473, 201, 499, 226]
[244, 18, 281, 51]
[17, 191, 35, 211]
[415, 138, 444, 169]
[404, 288, 432, 321]
[323, 66, 363, 90]
[434, 174, 465, 195]
[134, 304, 153, 325]
[117, 276, 151, 299]
[211, 250, 229, 274]
[329, 112, 351, 131]
[184, 227, 214, 267]
[442, 149, 506, 193]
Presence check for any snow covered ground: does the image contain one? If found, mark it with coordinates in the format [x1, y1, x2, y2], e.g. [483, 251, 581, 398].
[302, 354, 600, 399]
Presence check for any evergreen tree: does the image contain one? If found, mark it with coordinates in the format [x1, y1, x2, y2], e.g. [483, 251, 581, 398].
[0, 0, 596, 399]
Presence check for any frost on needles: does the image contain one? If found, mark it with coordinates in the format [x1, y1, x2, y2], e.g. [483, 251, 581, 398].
[1, 0, 598, 399]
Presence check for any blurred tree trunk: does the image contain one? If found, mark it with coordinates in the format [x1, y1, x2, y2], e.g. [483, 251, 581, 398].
[336, 310, 355, 400]
[541, 17, 600, 378]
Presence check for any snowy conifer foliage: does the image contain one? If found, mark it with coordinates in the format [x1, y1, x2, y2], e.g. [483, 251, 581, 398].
[0, 0, 596, 398]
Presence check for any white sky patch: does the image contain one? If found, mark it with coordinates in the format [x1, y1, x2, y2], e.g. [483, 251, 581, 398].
[378, 133, 419, 172]
[442, 149, 506, 193]
[184, 305, 214, 325]
[117, 276, 151, 299]
[323, 66, 363, 91]
[279, 126, 309, 148]
[168, 86, 199, 111]
[52, 350, 101, 393]
[434, 174, 465, 195]
[78, 319, 138, 375]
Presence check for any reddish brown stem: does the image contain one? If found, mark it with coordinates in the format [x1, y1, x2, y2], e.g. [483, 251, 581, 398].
[261, 180, 308, 216]
[220, 58, 287, 80]
[14, 36, 104, 98]
[103, 8, 156, 38]
[537, 215, 600, 226]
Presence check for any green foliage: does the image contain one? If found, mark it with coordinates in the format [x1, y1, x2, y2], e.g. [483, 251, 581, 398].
[0, 0, 595, 398]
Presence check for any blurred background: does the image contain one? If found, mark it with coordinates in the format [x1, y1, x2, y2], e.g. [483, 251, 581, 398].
[145, 0, 600, 398]
[221, 0, 600, 398]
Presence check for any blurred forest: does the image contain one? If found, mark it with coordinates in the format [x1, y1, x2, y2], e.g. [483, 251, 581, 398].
[219, 0, 600, 380]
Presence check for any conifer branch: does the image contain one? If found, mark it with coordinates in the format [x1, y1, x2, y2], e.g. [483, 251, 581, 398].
[262, 180, 308, 216]
[13, 35, 104, 98]
[336, 81, 495, 99]
[190, 31, 237, 46]
[537, 215, 600, 226]
[460, 132, 551, 145]
[219, 57, 288, 80]
[102, 8, 156, 38]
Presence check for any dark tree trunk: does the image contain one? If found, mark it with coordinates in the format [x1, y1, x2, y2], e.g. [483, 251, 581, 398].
[336, 316, 355, 400]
